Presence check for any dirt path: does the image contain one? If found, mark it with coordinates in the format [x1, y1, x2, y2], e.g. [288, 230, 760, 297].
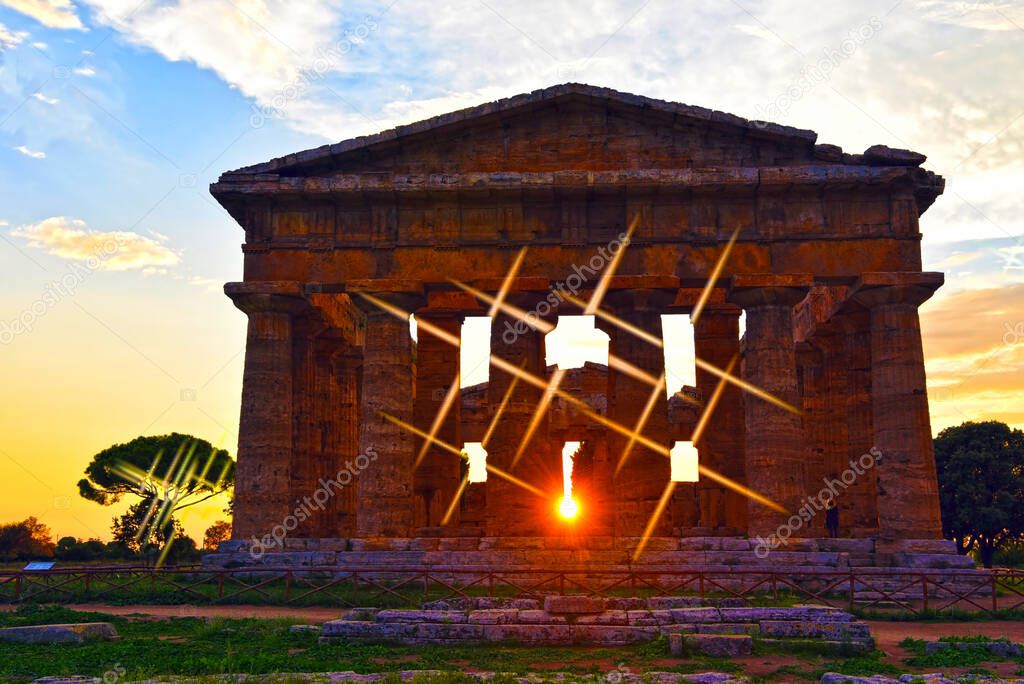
[0, 603, 345, 622]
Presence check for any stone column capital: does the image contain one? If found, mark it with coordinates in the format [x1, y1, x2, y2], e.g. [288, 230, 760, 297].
[851, 272, 943, 309]
[226, 281, 309, 316]
[350, 291, 427, 319]
[727, 274, 813, 309]
[690, 303, 743, 324]
[600, 287, 678, 314]
[414, 309, 466, 324]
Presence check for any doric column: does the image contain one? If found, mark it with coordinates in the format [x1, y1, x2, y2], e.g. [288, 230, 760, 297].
[852, 272, 943, 540]
[815, 314, 879, 535]
[691, 304, 745, 533]
[598, 291, 673, 538]
[485, 310, 552, 536]
[288, 315, 329, 538]
[412, 312, 463, 529]
[797, 341, 828, 536]
[728, 274, 812, 538]
[226, 283, 308, 543]
[841, 312, 880, 534]
[328, 348, 361, 537]
[354, 294, 422, 537]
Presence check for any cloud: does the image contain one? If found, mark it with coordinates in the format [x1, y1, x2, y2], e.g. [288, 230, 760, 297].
[82, 0, 355, 134]
[31, 92, 59, 105]
[733, 23, 791, 47]
[72, 65, 95, 76]
[925, 250, 982, 270]
[11, 216, 181, 271]
[0, 0, 84, 29]
[919, 1, 1024, 31]
[997, 244, 1024, 271]
[0, 21, 27, 49]
[14, 145, 45, 158]
[922, 283, 1024, 430]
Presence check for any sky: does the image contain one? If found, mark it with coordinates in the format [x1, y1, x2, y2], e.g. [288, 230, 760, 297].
[0, 0, 1022, 543]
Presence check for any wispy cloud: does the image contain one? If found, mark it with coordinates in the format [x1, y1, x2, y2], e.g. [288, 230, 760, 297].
[11, 216, 182, 271]
[922, 283, 1024, 429]
[73, 65, 96, 77]
[926, 250, 983, 270]
[81, 0, 355, 135]
[31, 92, 59, 105]
[919, 1, 1024, 31]
[14, 145, 46, 159]
[997, 244, 1024, 271]
[0, 20, 27, 49]
[0, 0, 84, 30]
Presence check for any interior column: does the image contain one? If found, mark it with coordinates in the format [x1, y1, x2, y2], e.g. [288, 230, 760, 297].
[412, 312, 464, 529]
[691, 303, 746, 533]
[599, 291, 672, 538]
[728, 274, 812, 538]
[355, 294, 421, 537]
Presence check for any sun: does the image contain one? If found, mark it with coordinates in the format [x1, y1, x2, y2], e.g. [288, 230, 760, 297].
[557, 496, 579, 520]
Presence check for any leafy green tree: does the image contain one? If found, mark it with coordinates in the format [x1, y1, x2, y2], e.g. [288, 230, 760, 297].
[78, 433, 235, 515]
[934, 421, 1024, 568]
[0, 517, 54, 560]
[203, 520, 232, 550]
[110, 498, 186, 554]
[54, 536, 107, 562]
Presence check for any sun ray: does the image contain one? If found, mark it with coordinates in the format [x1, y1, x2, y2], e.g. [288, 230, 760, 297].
[414, 370, 461, 470]
[614, 373, 667, 476]
[488, 247, 528, 318]
[694, 357, 802, 415]
[439, 362, 524, 524]
[440, 473, 471, 526]
[354, 292, 462, 348]
[584, 212, 640, 314]
[690, 355, 739, 447]
[630, 355, 739, 561]
[690, 226, 741, 326]
[510, 366, 565, 469]
[382, 412, 546, 498]
[449, 279, 555, 334]
[632, 481, 677, 561]
[607, 353, 662, 389]
[562, 292, 664, 348]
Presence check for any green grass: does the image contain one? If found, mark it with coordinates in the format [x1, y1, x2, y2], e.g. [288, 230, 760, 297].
[809, 651, 900, 680]
[897, 635, 1024, 669]
[0, 605, 758, 683]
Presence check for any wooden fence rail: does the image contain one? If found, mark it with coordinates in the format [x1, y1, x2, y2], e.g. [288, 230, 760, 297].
[0, 566, 1020, 615]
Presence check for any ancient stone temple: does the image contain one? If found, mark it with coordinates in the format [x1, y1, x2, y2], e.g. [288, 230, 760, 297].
[208, 84, 970, 571]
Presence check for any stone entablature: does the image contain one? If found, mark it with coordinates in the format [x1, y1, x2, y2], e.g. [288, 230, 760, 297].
[212, 84, 950, 560]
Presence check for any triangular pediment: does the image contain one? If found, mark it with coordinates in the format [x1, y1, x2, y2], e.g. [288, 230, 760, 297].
[222, 84, 824, 179]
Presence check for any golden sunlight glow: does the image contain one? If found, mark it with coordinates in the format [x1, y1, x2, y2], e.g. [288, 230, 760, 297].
[557, 495, 579, 520]
[558, 441, 580, 521]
